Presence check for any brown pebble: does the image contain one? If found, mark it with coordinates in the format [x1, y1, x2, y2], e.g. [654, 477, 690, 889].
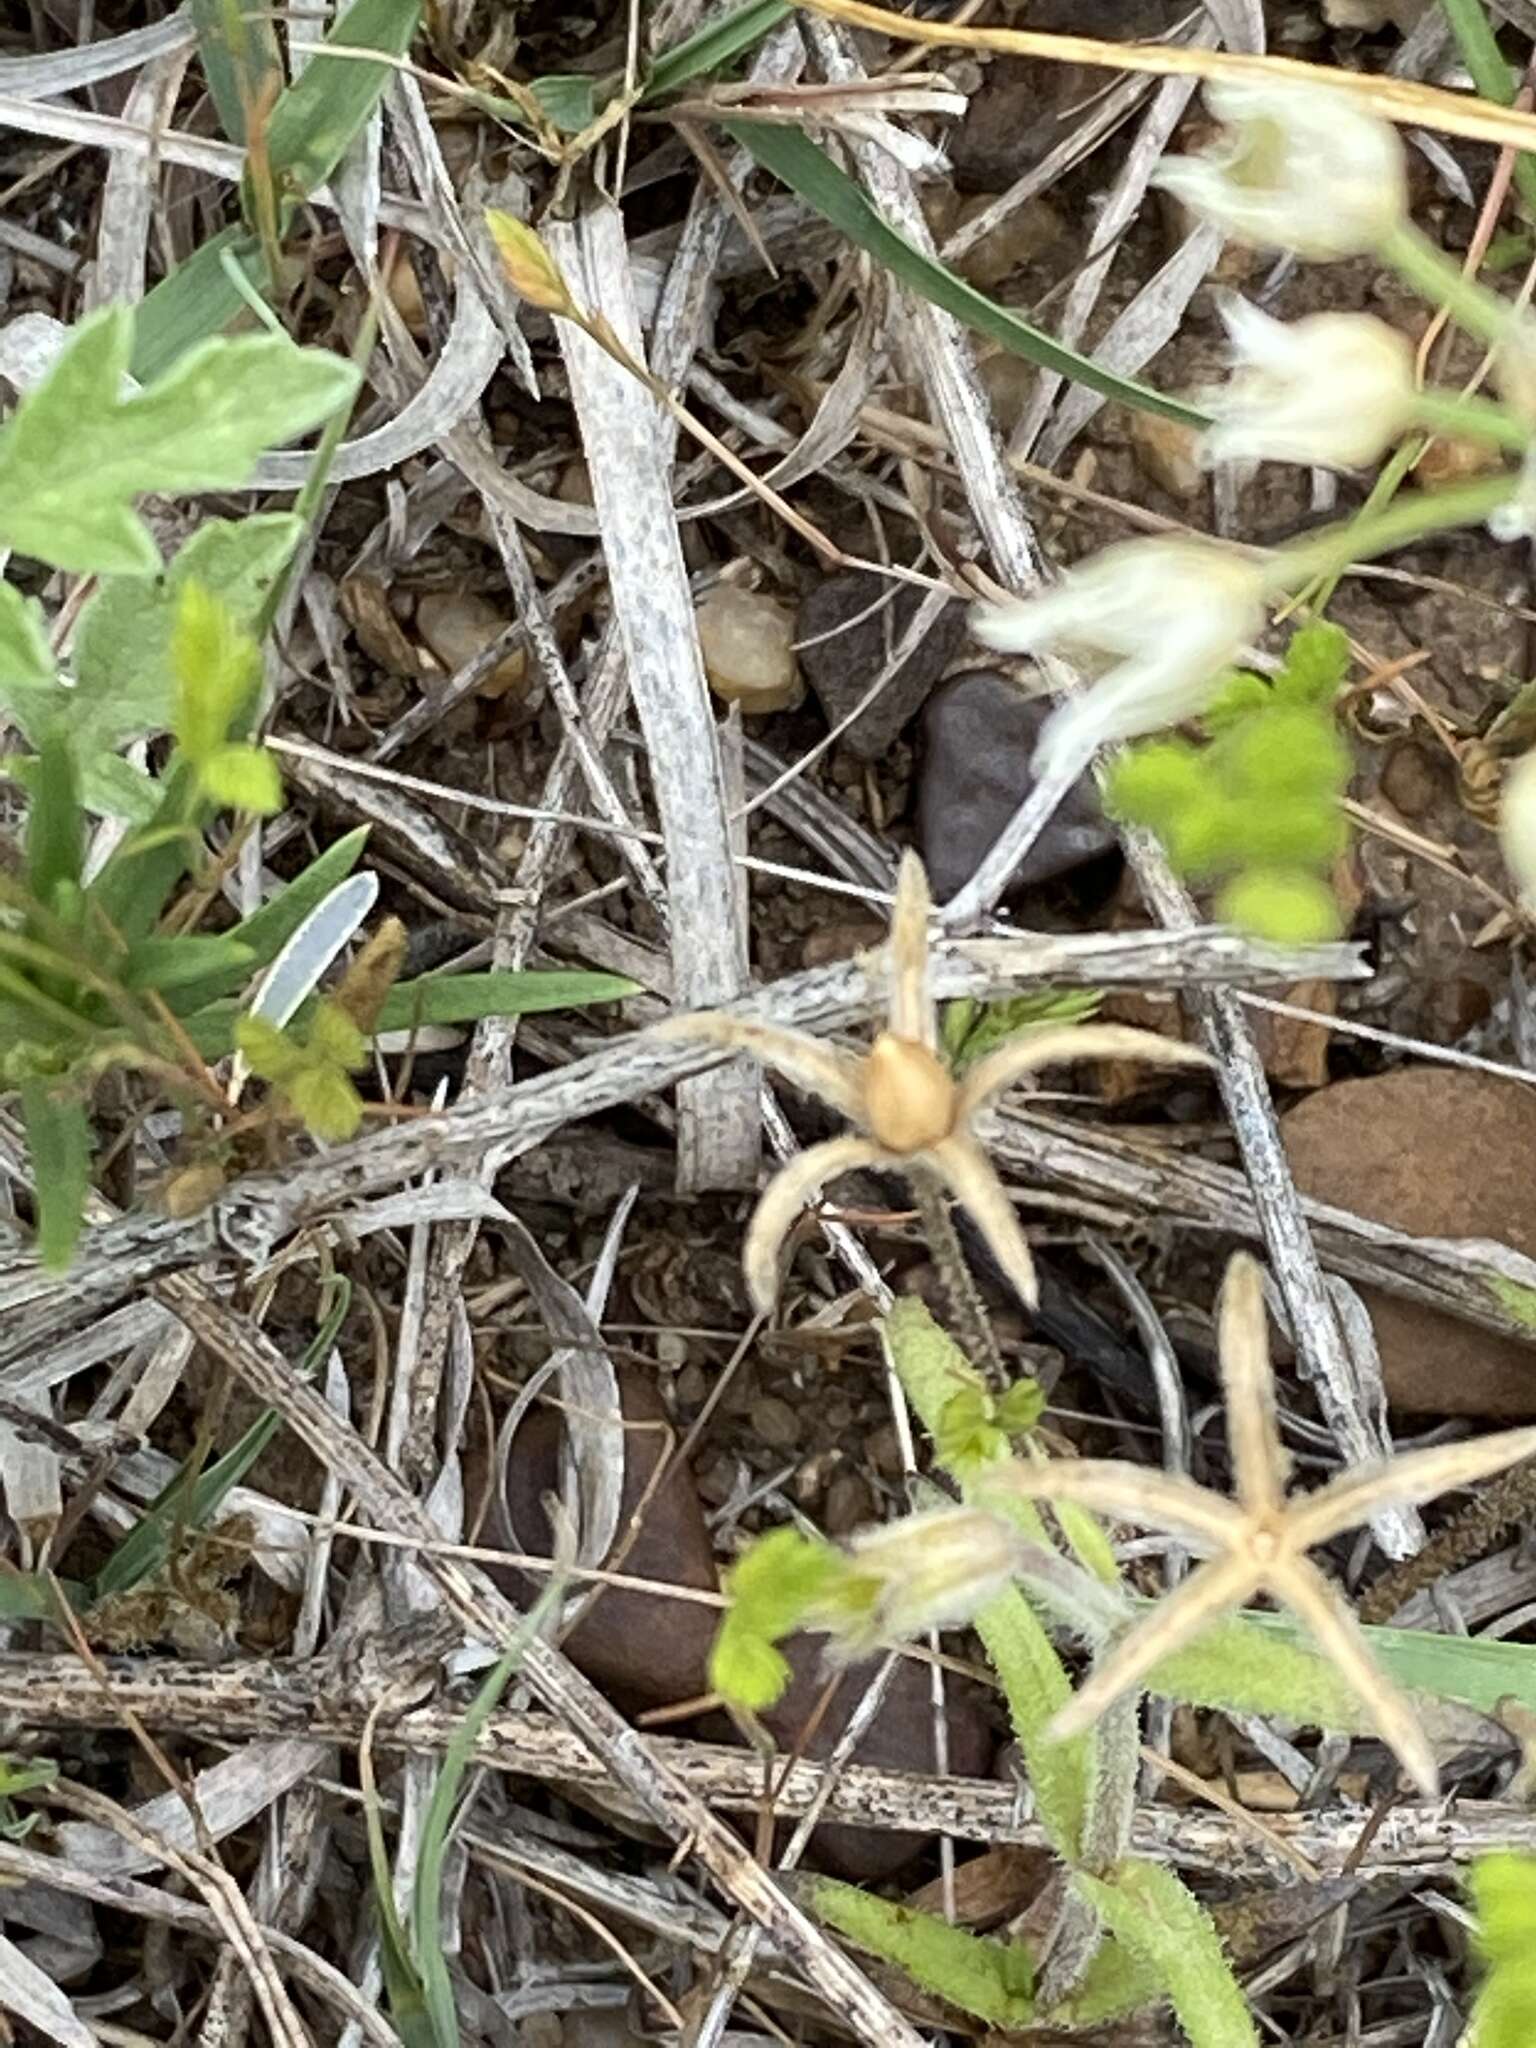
[866, 1421, 905, 1478]
[751, 1395, 801, 1449]
[1378, 740, 1443, 822]
[674, 1361, 708, 1408]
[823, 1470, 873, 1535]
[1281, 1067, 1536, 1417]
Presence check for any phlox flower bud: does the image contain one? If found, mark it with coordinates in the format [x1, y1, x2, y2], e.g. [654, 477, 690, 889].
[831, 1507, 1025, 1651]
[1151, 80, 1406, 261]
[1202, 299, 1417, 469]
[970, 539, 1266, 779]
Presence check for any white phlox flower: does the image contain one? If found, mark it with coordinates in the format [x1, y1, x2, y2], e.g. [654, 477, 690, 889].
[1202, 299, 1417, 469]
[970, 539, 1267, 778]
[1151, 79, 1406, 260]
[1489, 446, 1536, 543]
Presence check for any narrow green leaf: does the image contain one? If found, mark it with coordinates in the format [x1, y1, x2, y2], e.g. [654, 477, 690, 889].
[25, 739, 83, 914]
[645, 0, 790, 97]
[121, 934, 256, 995]
[727, 122, 1207, 428]
[19, 1079, 91, 1272]
[162, 829, 371, 1019]
[1440, 0, 1536, 217]
[0, 309, 360, 575]
[262, 0, 422, 199]
[91, 1278, 349, 1602]
[1073, 1861, 1256, 2048]
[810, 1878, 1035, 2027]
[191, 0, 284, 146]
[129, 228, 265, 383]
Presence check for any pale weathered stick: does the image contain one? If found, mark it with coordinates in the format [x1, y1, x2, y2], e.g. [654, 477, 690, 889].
[1, 1652, 1520, 1884]
[547, 203, 758, 1193]
[146, 1271, 931, 2048]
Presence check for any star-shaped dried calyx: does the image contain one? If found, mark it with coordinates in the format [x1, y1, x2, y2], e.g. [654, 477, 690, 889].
[658, 850, 1211, 1313]
[980, 1251, 1536, 1795]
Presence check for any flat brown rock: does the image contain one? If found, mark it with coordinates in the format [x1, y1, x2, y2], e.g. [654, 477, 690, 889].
[1281, 1067, 1536, 1417]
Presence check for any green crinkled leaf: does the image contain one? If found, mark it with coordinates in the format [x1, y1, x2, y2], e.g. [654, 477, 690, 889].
[708, 1616, 792, 1710]
[1275, 618, 1351, 705]
[810, 1878, 1035, 2028]
[70, 515, 302, 755]
[0, 309, 359, 575]
[1072, 1860, 1255, 2048]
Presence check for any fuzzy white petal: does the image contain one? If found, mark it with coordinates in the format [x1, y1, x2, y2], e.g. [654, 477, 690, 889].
[1152, 80, 1405, 261]
[1202, 305, 1417, 470]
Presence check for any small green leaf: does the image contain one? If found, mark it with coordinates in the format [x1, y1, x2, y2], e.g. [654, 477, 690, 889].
[1103, 740, 1205, 830]
[810, 1878, 1035, 2028]
[198, 742, 283, 814]
[19, 1078, 91, 1271]
[121, 935, 256, 995]
[708, 1614, 791, 1711]
[0, 585, 55, 699]
[0, 309, 360, 575]
[529, 73, 596, 132]
[288, 1064, 364, 1140]
[1073, 1861, 1255, 2048]
[236, 1012, 305, 1083]
[1275, 618, 1351, 704]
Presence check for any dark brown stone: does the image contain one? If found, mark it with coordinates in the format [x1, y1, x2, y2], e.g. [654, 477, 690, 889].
[917, 669, 1117, 903]
[796, 571, 966, 759]
[1281, 1067, 1536, 1417]
[498, 1364, 997, 1879]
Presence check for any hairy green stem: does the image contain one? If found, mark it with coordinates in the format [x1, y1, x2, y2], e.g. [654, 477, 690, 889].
[910, 1169, 1005, 1382]
[1264, 471, 1515, 593]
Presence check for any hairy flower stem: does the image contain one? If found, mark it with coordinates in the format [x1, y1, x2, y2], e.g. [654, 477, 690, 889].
[910, 1169, 1005, 1383]
[1264, 472, 1516, 593]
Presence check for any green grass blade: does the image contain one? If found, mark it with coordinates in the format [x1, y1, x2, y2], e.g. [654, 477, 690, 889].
[191, 0, 284, 147]
[89, 1279, 350, 1602]
[263, 0, 422, 198]
[410, 1570, 570, 2044]
[726, 121, 1207, 427]
[373, 968, 638, 1032]
[1440, 0, 1536, 217]
[130, 229, 266, 383]
[646, 0, 790, 96]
